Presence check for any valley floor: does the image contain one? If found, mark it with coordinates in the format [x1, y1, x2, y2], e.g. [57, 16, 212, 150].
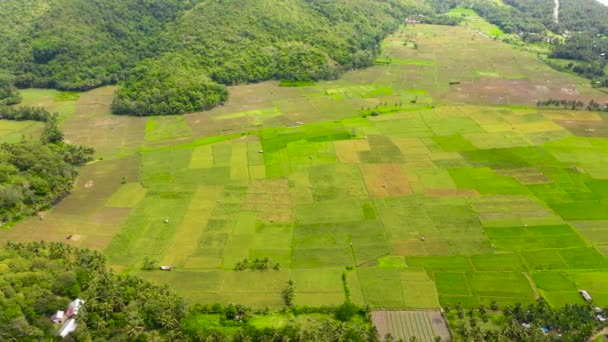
[2, 24, 608, 312]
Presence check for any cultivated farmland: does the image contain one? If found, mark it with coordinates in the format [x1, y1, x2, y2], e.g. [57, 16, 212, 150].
[371, 310, 451, 342]
[2, 24, 608, 314]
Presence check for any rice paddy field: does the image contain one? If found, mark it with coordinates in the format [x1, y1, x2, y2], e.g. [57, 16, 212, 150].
[2, 24, 608, 311]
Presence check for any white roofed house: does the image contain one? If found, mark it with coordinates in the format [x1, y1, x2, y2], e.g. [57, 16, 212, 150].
[58, 319, 77, 338]
[579, 290, 592, 302]
[51, 298, 85, 338]
[66, 298, 85, 317]
[51, 310, 65, 324]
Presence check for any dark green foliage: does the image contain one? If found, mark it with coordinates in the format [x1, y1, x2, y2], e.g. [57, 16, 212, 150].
[234, 257, 280, 271]
[279, 80, 316, 87]
[0, 0, 199, 91]
[0, 73, 21, 105]
[0, 106, 55, 122]
[335, 302, 360, 322]
[112, 57, 229, 116]
[142, 256, 158, 270]
[451, 298, 605, 341]
[421, 14, 464, 26]
[40, 119, 63, 145]
[537, 98, 608, 111]
[283, 280, 295, 307]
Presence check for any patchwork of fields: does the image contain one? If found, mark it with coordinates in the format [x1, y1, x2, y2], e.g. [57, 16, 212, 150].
[2, 24, 608, 310]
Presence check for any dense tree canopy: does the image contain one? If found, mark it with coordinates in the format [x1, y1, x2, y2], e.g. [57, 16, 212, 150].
[0, 74, 21, 106]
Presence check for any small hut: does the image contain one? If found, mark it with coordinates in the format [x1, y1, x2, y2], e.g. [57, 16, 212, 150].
[579, 289, 592, 302]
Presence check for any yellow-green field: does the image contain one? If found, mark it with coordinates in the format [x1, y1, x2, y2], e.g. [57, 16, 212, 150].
[2, 24, 608, 310]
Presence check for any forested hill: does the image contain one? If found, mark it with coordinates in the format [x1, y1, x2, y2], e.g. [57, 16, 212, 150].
[2, 0, 607, 117]
[0, 0, 430, 116]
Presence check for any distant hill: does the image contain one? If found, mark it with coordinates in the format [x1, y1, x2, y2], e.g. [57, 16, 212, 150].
[0, 0, 606, 116]
[0, 0, 430, 116]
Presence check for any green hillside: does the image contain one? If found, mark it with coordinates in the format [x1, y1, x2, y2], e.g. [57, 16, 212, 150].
[0, 0, 430, 115]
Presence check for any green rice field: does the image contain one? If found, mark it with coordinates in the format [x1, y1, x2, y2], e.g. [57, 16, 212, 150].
[2, 24, 608, 310]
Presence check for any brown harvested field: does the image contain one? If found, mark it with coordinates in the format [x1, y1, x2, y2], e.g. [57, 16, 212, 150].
[334, 140, 362, 163]
[360, 164, 411, 198]
[554, 118, 608, 138]
[392, 239, 427, 256]
[62, 86, 146, 157]
[371, 310, 451, 342]
[244, 179, 293, 222]
[392, 138, 432, 156]
[383, 24, 608, 106]
[497, 168, 552, 185]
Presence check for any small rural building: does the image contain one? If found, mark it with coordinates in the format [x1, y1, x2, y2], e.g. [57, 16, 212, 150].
[597, 315, 606, 322]
[160, 265, 174, 271]
[58, 319, 77, 338]
[579, 289, 592, 302]
[51, 310, 65, 324]
[66, 298, 84, 317]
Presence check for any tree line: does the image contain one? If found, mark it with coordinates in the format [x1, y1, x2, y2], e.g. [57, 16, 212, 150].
[536, 98, 608, 111]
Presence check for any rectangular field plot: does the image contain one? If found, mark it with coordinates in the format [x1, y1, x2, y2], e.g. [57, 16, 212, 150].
[293, 292, 345, 306]
[406, 256, 473, 272]
[470, 253, 527, 271]
[472, 195, 562, 228]
[358, 268, 405, 308]
[221, 270, 290, 293]
[449, 168, 528, 195]
[401, 269, 440, 308]
[467, 272, 535, 298]
[291, 268, 343, 292]
[371, 310, 451, 342]
[292, 247, 354, 268]
[558, 247, 608, 269]
[104, 190, 193, 267]
[295, 199, 365, 224]
[542, 291, 587, 307]
[567, 271, 608, 306]
[532, 272, 577, 292]
[145, 115, 192, 142]
[360, 163, 412, 198]
[309, 164, 368, 201]
[484, 225, 587, 251]
[435, 272, 470, 296]
[105, 182, 147, 208]
[571, 221, 608, 245]
[520, 250, 569, 270]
